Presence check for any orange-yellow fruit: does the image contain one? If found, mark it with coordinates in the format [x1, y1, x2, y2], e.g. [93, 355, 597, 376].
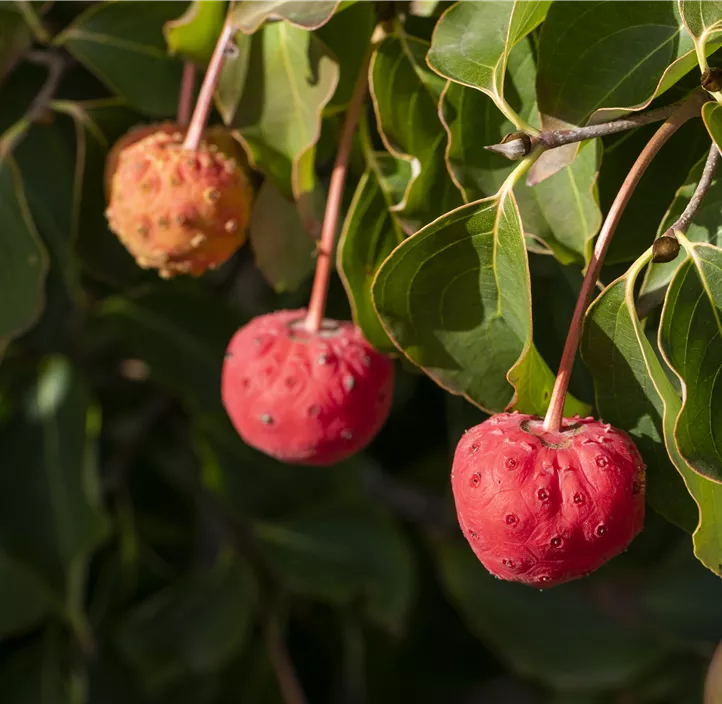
[105, 128, 253, 278]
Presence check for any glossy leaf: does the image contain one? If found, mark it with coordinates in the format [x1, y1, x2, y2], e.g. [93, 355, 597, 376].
[642, 153, 722, 301]
[231, 22, 339, 207]
[0, 156, 48, 359]
[337, 154, 405, 353]
[255, 503, 414, 631]
[98, 283, 245, 415]
[432, 537, 668, 691]
[583, 252, 722, 574]
[116, 553, 256, 692]
[229, 1, 339, 34]
[659, 242, 722, 483]
[372, 192, 589, 416]
[427, 0, 550, 119]
[0, 7, 32, 86]
[164, 0, 227, 65]
[55, 2, 186, 117]
[370, 33, 463, 233]
[702, 101, 722, 151]
[441, 67, 601, 264]
[537, 2, 713, 129]
[0, 357, 109, 618]
[582, 260, 698, 532]
[248, 181, 316, 293]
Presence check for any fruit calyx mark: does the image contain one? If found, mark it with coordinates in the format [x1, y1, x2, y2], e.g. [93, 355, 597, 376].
[519, 418, 584, 449]
[287, 317, 342, 341]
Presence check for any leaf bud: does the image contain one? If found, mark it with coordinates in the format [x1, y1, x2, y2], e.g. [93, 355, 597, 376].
[652, 234, 681, 263]
[702, 67, 722, 93]
[484, 132, 533, 161]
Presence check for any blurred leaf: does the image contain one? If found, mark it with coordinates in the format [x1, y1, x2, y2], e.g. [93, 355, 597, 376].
[370, 33, 463, 233]
[231, 22, 339, 212]
[55, 2, 186, 117]
[97, 283, 244, 414]
[703, 101, 722, 151]
[248, 181, 316, 293]
[441, 60, 602, 264]
[706, 642, 722, 704]
[659, 242, 722, 483]
[229, 0, 340, 34]
[582, 256, 698, 532]
[0, 357, 109, 626]
[214, 32, 251, 124]
[255, 503, 414, 631]
[0, 156, 48, 359]
[0, 551, 48, 639]
[372, 193, 590, 416]
[164, 0, 227, 65]
[601, 119, 709, 264]
[583, 251, 722, 575]
[0, 630, 71, 704]
[642, 153, 722, 300]
[315, 1, 374, 111]
[0, 7, 32, 86]
[337, 156, 405, 353]
[432, 537, 668, 691]
[427, 0, 550, 119]
[537, 1, 707, 128]
[116, 553, 255, 692]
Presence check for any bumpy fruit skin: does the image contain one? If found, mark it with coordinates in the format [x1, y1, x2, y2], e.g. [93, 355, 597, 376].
[105, 128, 253, 278]
[221, 309, 394, 466]
[451, 412, 645, 588]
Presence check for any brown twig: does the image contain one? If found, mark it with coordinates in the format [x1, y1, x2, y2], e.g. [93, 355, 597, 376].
[177, 62, 197, 126]
[543, 92, 706, 433]
[182, 20, 235, 151]
[305, 48, 372, 332]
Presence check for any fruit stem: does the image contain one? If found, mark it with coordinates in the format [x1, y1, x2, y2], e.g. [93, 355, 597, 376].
[305, 48, 372, 333]
[177, 62, 197, 126]
[542, 92, 705, 433]
[182, 21, 234, 151]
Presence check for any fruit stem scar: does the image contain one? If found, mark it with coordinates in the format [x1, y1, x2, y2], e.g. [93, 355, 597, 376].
[542, 91, 706, 434]
[304, 45, 374, 333]
[519, 419, 583, 448]
[183, 20, 235, 151]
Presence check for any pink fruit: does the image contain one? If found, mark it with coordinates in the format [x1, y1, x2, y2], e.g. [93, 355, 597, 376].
[105, 128, 253, 278]
[221, 309, 394, 466]
[451, 412, 645, 588]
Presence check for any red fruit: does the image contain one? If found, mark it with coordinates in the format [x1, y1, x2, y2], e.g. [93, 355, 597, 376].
[105, 128, 253, 278]
[221, 309, 394, 466]
[451, 412, 645, 588]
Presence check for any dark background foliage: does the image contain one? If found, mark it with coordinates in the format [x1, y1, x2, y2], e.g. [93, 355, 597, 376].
[1, 1, 721, 702]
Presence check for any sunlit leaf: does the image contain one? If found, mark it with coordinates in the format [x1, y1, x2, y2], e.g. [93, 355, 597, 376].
[702, 101, 722, 152]
[372, 192, 589, 416]
[679, 1, 722, 59]
[229, 0, 340, 34]
[370, 33, 463, 233]
[164, 0, 227, 65]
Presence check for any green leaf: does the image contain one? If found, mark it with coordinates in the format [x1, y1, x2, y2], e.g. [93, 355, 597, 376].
[642, 152, 722, 301]
[431, 537, 668, 691]
[372, 192, 589, 416]
[55, 2, 187, 117]
[164, 0, 227, 65]
[659, 242, 722, 483]
[255, 503, 414, 631]
[97, 283, 245, 415]
[582, 261, 698, 532]
[337, 154, 405, 353]
[116, 553, 256, 692]
[702, 100, 722, 151]
[0, 631, 72, 704]
[229, 0, 340, 34]
[583, 250, 722, 575]
[214, 32, 251, 125]
[0, 7, 32, 86]
[679, 1, 722, 57]
[248, 181, 316, 293]
[230, 22, 339, 207]
[0, 551, 48, 639]
[0, 357, 109, 623]
[537, 1, 710, 128]
[441, 68, 602, 264]
[0, 156, 48, 359]
[427, 0, 550, 123]
[370, 33, 463, 233]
